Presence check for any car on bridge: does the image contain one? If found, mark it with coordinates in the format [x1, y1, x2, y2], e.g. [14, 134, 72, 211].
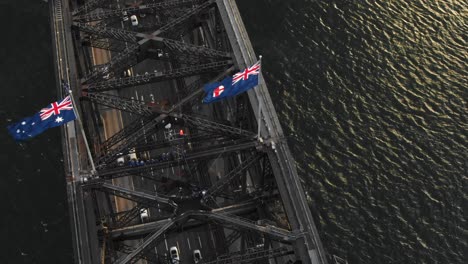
[169, 246, 180, 263]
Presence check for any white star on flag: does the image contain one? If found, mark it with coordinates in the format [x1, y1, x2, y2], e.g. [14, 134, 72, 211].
[55, 116, 64, 123]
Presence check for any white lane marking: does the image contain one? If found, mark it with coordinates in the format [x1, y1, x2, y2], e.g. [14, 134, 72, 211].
[198, 235, 203, 249]
[209, 230, 216, 248]
[187, 237, 191, 250]
[164, 235, 168, 251]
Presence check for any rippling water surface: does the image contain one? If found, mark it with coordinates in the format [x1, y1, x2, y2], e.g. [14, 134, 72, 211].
[0, 0, 73, 263]
[238, 0, 466, 263]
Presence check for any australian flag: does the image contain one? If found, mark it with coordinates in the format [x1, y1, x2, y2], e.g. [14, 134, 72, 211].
[7, 96, 77, 141]
[203, 60, 261, 103]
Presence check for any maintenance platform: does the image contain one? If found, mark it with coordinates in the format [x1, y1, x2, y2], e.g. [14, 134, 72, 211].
[50, 0, 328, 263]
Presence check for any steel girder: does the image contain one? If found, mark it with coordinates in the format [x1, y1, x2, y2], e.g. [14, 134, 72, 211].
[86, 92, 154, 116]
[82, 44, 140, 84]
[82, 38, 128, 52]
[203, 154, 262, 202]
[225, 230, 242, 247]
[76, 0, 221, 85]
[100, 115, 155, 154]
[152, 0, 215, 36]
[85, 60, 232, 92]
[84, 84, 254, 166]
[74, 23, 231, 61]
[72, 0, 107, 16]
[114, 206, 142, 228]
[73, 0, 202, 22]
[96, 115, 166, 165]
[202, 246, 294, 264]
[179, 113, 255, 138]
[93, 113, 253, 166]
[73, 22, 138, 43]
[85, 82, 243, 130]
[97, 139, 258, 179]
[115, 211, 296, 264]
[110, 200, 258, 239]
[89, 181, 178, 210]
[157, 37, 230, 58]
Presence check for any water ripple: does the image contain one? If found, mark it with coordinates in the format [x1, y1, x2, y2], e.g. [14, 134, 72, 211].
[239, 0, 466, 263]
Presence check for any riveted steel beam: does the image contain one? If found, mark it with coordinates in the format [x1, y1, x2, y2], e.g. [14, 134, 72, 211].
[85, 60, 232, 92]
[115, 210, 296, 264]
[97, 139, 258, 179]
[202, 246, 294, 264]
[73, 22, 139, 43]
[85, 92, 154, 116]
[81, 38, 128, 52]
[73, 0, 202, 22]
[151, 0, 215, 36]
[82, 44, 140, 84]
[72, 0, 107, 16]
[203, 154, 261, 201]
[90, 181, 178, 210]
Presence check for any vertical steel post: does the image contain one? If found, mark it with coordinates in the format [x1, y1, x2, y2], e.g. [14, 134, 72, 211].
[257, 55, 263, 141]
[69, 89, 97, 175]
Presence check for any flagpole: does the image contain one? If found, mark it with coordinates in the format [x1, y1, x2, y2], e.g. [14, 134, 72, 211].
[68, 89, 97, 175]
[257, 55, 263, 142]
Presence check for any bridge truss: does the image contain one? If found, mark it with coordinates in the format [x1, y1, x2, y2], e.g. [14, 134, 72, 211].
[68, 0, 322, 263]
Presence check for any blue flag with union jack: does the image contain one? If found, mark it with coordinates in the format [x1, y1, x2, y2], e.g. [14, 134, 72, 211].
[203, 60, 261, 103]
[7, 96, 77, 141]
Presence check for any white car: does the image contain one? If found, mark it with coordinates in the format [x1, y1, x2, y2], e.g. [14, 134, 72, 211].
[122, 11, 128, 21]
[193, 249, 202, 263]
[130, 15, 138, 26]
[139, 208, 148, 222]
[170, 246, 180, 263]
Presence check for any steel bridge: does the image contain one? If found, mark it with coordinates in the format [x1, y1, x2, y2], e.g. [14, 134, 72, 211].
[50, 0, 328, 263]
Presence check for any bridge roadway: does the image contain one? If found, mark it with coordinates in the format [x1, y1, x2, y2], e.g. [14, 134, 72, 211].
[50, 0, 328, 263]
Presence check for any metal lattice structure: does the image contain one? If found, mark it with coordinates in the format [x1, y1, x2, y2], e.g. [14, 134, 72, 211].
[57, 0, 329, 263]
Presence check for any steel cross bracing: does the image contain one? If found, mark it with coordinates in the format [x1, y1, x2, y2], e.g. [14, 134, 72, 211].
[76, 0, 221, 84]
[97, 139, 258, 179]
[85, 60, 232, 92]
[113, 207, 142, 228]
[99, 115, 155, 154]
[225, 230, 242, 247]
[83, 38, 128, 53]
[84, 82, 248, 137]
[72, 0, 107, 16]
[115, 211, 297, 264]
[153, 0, 215, 36]
[94, 77, 204, 154]
[83, 88, 255, 166]
[203, 154, 262, 203]
[74, 22, 231, 60]
[109, 200, 258, 239]
[92, 113, 254, 166]
[88, 181, 178, 210]
[201, 246, 294, 264]
[73, 22, 138, 43]
[85, 92, 154, 116]
[73, 0, 203, 22]
[82, 44, 140, 84]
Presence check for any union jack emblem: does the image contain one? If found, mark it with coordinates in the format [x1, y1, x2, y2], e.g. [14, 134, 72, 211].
[232, 61, 261, 85]
[40, 96, 74, 121]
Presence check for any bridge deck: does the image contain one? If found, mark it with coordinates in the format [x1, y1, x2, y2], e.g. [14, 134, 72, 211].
[50, 0, 328, 263]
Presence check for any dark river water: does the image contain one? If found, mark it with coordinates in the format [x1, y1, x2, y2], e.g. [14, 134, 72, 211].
[0, 0, 466, 263]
